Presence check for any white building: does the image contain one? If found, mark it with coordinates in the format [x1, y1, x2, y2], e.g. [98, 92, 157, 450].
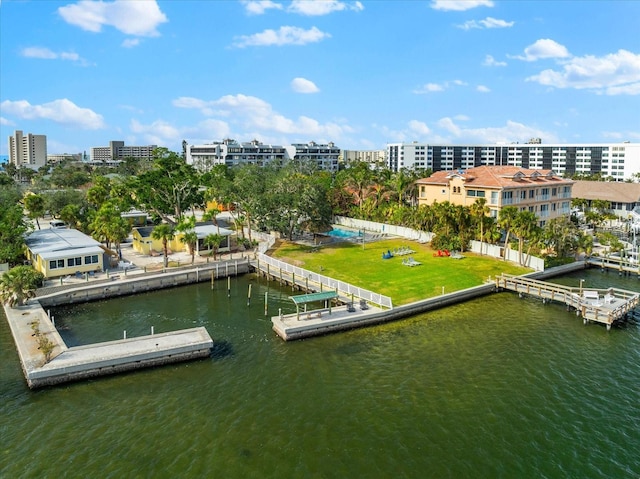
[90, 141, 157, 162]
[341, 149, 387, 169]
[8, 130, 47, 169]
[386, 142, 640, 181]
[185, 139, 340, 172]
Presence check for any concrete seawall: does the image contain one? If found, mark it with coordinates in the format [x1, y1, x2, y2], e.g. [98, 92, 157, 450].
[272, 262, 591, 341]
[37, 260, 252, 307]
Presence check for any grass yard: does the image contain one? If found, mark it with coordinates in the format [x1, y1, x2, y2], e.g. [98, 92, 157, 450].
[271, 238, 532, 305]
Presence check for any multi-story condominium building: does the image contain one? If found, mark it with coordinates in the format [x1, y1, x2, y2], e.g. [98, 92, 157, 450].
[90, 141, 157, 162]
[415, 165, 574, 227]
[185, 139, 341, 172]
[8, 130, 47, 169]
[386, 142, 640, 181]
[291, 141, 340, 172]
[342, 149, 387, 169]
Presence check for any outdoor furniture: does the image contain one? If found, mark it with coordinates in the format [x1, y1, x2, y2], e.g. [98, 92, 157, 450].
[347, 302, 356, 312]
[359, 299, 369, 310]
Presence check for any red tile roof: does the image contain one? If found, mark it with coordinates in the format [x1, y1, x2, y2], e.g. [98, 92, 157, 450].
[416, 166, 574, 189]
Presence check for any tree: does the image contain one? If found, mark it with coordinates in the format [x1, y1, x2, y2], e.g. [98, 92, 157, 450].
[177, 216, 198, 265]
[469, 198, 490, 255]
[133, 148, 201, 224]
[24, 193, 46, 230]
[498, 206, 518, 260]
[203, 233, 223, 260]
[0, 185, 30, 266]
[512, 210, 540, 266]
[543, 216, 579, 258]
[230, 164, 267, 243]
[151, 223, 175, 268]
[89, 201, 130, 254]
[0, 265, 44, 307]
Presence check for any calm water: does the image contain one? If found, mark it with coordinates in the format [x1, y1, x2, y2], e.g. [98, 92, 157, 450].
[2, 269, 640, 478]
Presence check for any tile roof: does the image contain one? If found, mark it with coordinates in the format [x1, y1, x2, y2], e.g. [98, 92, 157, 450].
[416, 165, 574, 189]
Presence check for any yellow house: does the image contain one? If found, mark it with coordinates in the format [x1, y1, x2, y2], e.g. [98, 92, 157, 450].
[415, 166, 574, 226]
[25, 228, 111, 278]
[132, 224, 234, 256]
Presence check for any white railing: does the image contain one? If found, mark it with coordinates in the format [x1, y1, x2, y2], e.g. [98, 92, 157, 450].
[255, 253, 393, 309]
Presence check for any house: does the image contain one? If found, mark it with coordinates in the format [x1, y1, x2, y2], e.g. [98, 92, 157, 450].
[571, 181, 640, 219]
[25, 228, 115, 278]
[415, 165, 574, 227]
[132, 223, 234, 256]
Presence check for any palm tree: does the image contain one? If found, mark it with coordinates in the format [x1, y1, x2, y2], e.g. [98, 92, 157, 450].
[180, 231, 198, 265]
[204, 233, 223, 260]
[469, 198, 490, 255]
[202, 207, 221, 234]
[151, 223, 175, 268]
[0, 266, 44, 307]
[512, 210, 539, 266]
[498, 206, 518, 260]
[24, 193, 46, 230]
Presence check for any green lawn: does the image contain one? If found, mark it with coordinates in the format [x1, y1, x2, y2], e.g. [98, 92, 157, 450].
[271, 238, 532, 305]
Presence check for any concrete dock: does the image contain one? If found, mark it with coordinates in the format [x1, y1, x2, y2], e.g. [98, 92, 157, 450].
[3, 301, 213, 389]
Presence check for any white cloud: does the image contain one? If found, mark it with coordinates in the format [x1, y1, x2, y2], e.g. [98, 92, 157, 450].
[431, 0, 493, 11]
[58, 0, 168, 37]
[241, 0, 283, 15]
[512, 38, 570, 62]
[413, 79, 467, 93]
[291, 77, 320, 93]
[437, 117, 462, 136]
[602, 130, 640, 141]
[454, 114, 470, 121]
[173, 93, 352, 139]
[457, 16, 513, 30]
[483, 54, 506, 67]
[21, 46, 86, 64]
[408, 120, 431, 136]
[288, 0, 364, 16]
[476, 85, 491, 92]
[414, 83, 445, 93]
[527, 49, 640, 95]
[232, 26, 330, 47]
[122, 38, 140, 48]
[0, 117, 14, 126]
[0, 98, 105, 129]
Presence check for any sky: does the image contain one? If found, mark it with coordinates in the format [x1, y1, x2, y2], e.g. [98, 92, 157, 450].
[1, 0, 639, 157]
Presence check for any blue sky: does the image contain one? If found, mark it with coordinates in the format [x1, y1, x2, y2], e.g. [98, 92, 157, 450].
[1, 0, 639, 156]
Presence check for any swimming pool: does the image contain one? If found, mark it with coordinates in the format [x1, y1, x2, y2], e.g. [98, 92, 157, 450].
[326, 228, 362, 239]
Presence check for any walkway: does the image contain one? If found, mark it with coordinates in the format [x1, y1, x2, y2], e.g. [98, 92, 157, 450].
[495, 273, 639, 329]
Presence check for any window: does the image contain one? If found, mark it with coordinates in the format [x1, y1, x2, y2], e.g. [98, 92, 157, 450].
[84, 255, 99, 265]
[467, 189, 485, 198]
[49, 259, 65, 270]
[520, 190, 526, 200]
[529, 190, 535, 199]
[67, 257, 82, 267]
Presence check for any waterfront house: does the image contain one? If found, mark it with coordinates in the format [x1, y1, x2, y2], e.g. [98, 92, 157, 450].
[132, 224, 234, 257]
[415, 165, 574, 227]
[25, 228, 115, 278]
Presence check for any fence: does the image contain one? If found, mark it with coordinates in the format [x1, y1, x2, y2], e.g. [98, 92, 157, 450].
[334, 216, 544, 271]
[254, 253, 393, 309]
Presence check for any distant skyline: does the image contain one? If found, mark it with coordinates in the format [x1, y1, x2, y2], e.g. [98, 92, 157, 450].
[1, 0, 639, 156]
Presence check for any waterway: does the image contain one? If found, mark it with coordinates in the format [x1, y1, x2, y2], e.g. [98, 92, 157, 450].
[2, 269, 639, 478]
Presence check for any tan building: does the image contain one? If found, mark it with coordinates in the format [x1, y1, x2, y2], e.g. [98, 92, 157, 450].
[415, 166, 574, 226]
[571, 181, 640, 218]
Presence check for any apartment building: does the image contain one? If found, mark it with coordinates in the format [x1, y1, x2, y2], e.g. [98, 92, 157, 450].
[415, 165, 574, 227]
[341, 149, 387, 169]
[386, 142, 640, 181]
[8, 130, 47, 169]
[185, 139, 340, 172]
[90, 141, 157, 162]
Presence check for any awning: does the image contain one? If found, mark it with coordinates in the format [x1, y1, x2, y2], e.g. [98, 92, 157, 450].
[289, 291, 338, 305]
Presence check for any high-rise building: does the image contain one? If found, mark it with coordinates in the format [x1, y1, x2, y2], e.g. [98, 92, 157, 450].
[8, 130, 47, 169]
[386, 142, 640, 181]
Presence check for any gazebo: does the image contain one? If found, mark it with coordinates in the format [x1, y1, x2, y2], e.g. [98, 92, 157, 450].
[288, 291, 338, 320]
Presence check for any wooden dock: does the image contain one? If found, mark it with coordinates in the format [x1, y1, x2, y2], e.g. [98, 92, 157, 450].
[586, 255, 640, 276]
[495, 274, 639, 330]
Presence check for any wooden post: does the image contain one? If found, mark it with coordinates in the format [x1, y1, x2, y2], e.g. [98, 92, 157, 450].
[264, 291, 268, 316]
[227, 276, 231, 297]
[292, 273, 296, 291]
[211, 272, 214, 290]
[247, 283, 252, 306]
